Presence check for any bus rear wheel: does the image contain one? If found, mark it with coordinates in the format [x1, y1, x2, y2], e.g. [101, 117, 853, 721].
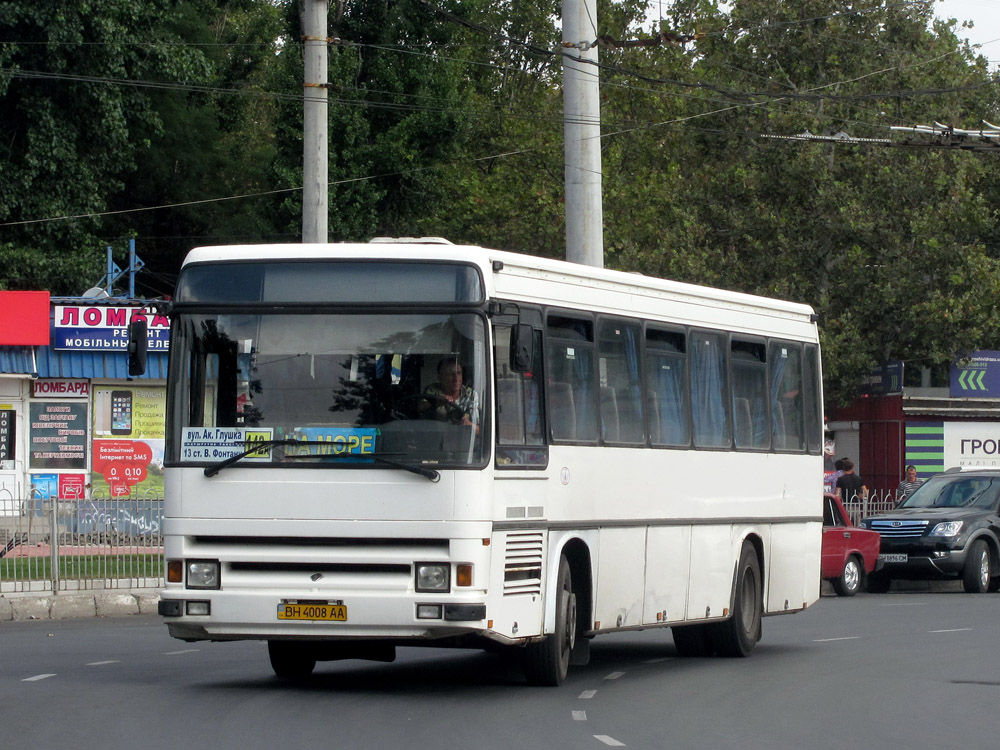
[523, 555, 576, 686]
[671, 623, 716, 657]
[268, 640, 317, 679]
[712, 541, 762, 657]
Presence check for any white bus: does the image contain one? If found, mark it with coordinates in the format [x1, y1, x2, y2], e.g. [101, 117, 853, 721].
[144, 238, 824, 685]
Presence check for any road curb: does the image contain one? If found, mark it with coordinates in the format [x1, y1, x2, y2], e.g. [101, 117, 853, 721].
[1, 590, 160, 621]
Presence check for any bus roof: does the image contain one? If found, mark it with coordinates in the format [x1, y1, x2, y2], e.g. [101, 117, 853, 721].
[181, 240, 817, 327]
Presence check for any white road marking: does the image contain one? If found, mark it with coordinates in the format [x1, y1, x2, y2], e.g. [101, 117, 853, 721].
[578, 689, 598, 699]
[813, 636, 861, 642]
[643, 657, 674, 664]
[87, 660, 120, 666]
[594, 735, 626, 746]
[22, 674, 56, 682]
[164, 649, 200, 655]
[604, 671, 625, 680]
[929, 628, 972, 633]
[572, 710, 588, 721]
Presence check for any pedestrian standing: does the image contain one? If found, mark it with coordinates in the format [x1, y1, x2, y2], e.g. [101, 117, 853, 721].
[835, 458, 868, 505]
[895, 465, 923, 504]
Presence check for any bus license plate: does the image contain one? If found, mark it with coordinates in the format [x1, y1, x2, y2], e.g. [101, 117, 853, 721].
[277, 601, 347, 621]
[878, 553, 908, 564]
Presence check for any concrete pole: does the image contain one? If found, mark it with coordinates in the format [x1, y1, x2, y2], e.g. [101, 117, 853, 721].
[302, 0, 328, 243]
[562, 0, 603, 267]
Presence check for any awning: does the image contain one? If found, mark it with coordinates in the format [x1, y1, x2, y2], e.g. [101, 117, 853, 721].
[902, 396, 1000, 419]
[0, 347, 36, 374]
[0, 346, 168, 379]
[34, 348, 169, 379]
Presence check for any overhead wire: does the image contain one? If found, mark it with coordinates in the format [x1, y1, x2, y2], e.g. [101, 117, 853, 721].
[2, 0, 995, 230]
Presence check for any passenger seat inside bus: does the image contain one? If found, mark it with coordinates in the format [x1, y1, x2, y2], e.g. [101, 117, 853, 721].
[734, 397, 752, 448]
[646, 390, 661, 443]
[600, 386, 620, 442]
[497, 377, 524, 443]
[548, 382, 576, 440]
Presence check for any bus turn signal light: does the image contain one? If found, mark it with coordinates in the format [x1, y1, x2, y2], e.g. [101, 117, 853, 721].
[167, 560, 183, 583]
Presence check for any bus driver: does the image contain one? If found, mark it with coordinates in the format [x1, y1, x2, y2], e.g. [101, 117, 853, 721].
[419, 357, 481, 436]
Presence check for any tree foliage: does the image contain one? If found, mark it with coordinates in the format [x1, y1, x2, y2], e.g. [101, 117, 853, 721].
[0, 0, 212, 292]
[1, 0, 1000, 405]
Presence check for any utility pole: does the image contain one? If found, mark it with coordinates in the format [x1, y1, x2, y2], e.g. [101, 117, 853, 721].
[562, 0, 603, 268]
[302, 0, 329, 243]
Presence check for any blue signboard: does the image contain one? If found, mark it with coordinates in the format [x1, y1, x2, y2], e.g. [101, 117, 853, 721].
[861, 361, 903, 396]
[53, 305, 170, 352]
[950, 351, 1000, 397]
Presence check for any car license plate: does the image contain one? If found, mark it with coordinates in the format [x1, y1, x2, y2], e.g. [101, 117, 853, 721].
[878, 553, 908, 564]
[277, 600, 347, 621]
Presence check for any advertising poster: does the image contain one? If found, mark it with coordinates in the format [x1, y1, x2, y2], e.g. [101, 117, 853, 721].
[30, 473, 58, 499]
[59, 473, 86, 500]
[92, 386, 165, 498]
[29, 402, 88, 469]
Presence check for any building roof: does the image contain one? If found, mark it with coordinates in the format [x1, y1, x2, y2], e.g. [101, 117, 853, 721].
[0, 346, 167, 379]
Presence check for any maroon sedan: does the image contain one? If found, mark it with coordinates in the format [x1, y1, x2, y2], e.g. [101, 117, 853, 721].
[822, 493, 881, 596]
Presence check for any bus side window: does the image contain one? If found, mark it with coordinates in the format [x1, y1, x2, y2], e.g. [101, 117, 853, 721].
[645, 327, 689, 447]
[546, 314, 597, 442]
[598, 318, 644, 444]
[731, 339, 768, 450]
[803, 344, 823, 454]
[494, 326, 545, 448]
[769, 341, 805, 451]
[690, 331, 731, 449]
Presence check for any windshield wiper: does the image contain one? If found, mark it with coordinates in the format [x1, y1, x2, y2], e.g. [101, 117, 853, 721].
[203, 438, 439, 482]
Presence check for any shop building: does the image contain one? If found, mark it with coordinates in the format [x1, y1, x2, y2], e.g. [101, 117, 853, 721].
[827, 356, 1000, 496]
[0, 292, 168, 512]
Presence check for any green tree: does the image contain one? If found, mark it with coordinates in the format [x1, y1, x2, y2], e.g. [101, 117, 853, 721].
[592, 0, 1000, 405]
[105, 0, 292, 293]
[0, 0, 211, 293]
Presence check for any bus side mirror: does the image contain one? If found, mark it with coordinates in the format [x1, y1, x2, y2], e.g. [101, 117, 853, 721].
[510, 324, 534, 373]
[127, 319, 148, 376]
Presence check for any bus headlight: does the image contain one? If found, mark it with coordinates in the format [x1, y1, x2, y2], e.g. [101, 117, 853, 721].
[186, 560, 220, 590]
[415, 563, 450, 592]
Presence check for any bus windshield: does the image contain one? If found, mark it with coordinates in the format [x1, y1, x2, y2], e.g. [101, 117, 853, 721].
[167, 311, 488, 468]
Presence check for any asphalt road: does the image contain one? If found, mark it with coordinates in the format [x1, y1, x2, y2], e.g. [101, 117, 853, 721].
[4, 592, 998, 749]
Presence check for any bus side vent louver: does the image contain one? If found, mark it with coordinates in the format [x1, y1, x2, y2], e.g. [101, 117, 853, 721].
[503, 532, 543, 596]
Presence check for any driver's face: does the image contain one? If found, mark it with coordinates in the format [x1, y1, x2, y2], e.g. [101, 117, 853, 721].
[440, 366, 462, 384]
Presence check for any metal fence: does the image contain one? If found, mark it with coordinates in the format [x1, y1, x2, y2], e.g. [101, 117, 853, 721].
[841, 489, 899, 526]
[0, 489, 163, 594]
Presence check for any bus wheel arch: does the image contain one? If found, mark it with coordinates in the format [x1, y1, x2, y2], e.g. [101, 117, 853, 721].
[522, 538, 593, 685]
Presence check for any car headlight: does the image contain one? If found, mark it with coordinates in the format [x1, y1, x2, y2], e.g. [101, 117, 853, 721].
[186, 560, 220, 589]
[929, 521, 963, 537]
[415, 562, 450, 593]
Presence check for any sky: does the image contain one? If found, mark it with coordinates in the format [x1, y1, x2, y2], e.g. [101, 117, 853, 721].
[934, 0, 1000, 65]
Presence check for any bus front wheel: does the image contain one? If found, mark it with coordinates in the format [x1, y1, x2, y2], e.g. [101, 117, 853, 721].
[712, 541, 762, 657]
[523, 555, 576, 686]
[268, 640, 317, 679]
